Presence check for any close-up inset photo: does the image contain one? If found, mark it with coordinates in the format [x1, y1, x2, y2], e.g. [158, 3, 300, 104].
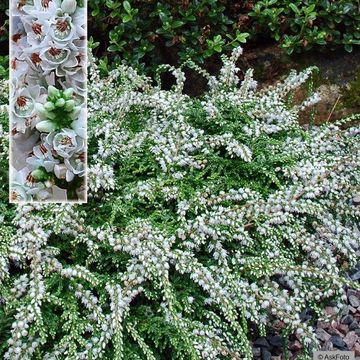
[9, 0, 87, 202]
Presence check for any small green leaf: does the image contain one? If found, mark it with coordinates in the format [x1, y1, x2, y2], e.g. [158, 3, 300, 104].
[122, 14, 132, 23]
[123, 1, 131, 13]
[107, 44, 119, 52]
[344, 44, 353, 52]
[289, 3, 300, 15]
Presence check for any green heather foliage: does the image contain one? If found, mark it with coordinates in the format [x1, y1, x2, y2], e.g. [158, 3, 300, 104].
[88, 0, 360, 71]
[0, 49, 360, 359]
[0, 56, 8, 79]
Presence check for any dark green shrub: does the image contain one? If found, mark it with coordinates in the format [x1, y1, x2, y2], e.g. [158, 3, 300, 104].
[89, 0, 248, 72]
[247, 0, 360, 54]
[88, 0, 359, 72]
[0, 3, 8, 45]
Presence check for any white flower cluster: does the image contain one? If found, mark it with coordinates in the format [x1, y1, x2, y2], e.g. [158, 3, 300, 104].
[10, 0, 86, 202]
[0, 48, 359, 359]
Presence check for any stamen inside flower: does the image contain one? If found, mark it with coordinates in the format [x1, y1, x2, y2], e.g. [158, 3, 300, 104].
[41, 0, 52, 8]
[46, 47, 67, 62]
[49, 47, 62, 57]
[17, 96, 27, 107]
[57, 20, 70, 33]
[53, 19, 71, 40]
[14, 96, 34, 117]
[31, 53, 41, 65]
[60, 136, 73, 145]
[32, 23, 42, 35]
[39, 144, 48, 154]
[12, 33, 22, 43]
[26, 173, 35, 184]
[17, 0, 34, 9]
[17, 0, 27, 10]
[79, 153, 85, 162]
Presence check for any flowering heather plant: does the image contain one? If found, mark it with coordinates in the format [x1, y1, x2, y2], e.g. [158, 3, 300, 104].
[9, 0, 86, 202]
[0, 48, 359, 359]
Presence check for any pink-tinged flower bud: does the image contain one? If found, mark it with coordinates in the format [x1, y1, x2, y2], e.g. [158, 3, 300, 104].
[61, 0, 77, 14]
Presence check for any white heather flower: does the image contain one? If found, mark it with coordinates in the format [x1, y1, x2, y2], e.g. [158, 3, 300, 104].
[12, 85, 42, 132]
[10, 166, 51, 202]
[46, 128, 84, 159]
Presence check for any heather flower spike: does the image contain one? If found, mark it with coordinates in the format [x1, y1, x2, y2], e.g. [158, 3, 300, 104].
[10, 0, 87, 202]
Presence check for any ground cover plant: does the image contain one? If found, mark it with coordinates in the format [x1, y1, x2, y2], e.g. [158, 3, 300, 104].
[88, 0, 360, 72]
[0, 47, 359, 359]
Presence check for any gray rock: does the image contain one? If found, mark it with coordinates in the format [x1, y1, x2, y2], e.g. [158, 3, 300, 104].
[341, 314, 354, 325]
[337, 323, 349, 335]
[350, 271, 360, 281]
[340, 305, 350, 316]
[321, 341, 334, 351]
[261, 348, 272, 360]
[347, 289, 360, 299]
[254, 338, 270, 348]
[252, 347, 261, 358]
[355, 328, 360, 336]
[343, 331, 358, 349]
[327, 327, 343, 337]
[268, 335, 282, 348]
[350, 321, 359, 331]
[330, 335, 347, 350]
[353, 195, 360, 206]
[349, 295, 360, 308]
[316, 328, 331, 342]
[289, 340, 302, 351]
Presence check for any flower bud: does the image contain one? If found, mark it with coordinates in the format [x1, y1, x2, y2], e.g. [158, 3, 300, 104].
[36, 120, 57, 133]
[65, 100, 75, 111]
[61, 0, 77, 14]
[35, 103, 56, 120]
[44, 101, 55, 112]
[55, 98, 66, 107]
[48, 85, 60, 99]
[70, 106, 81, 119]
[63, 88, 74, 99]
